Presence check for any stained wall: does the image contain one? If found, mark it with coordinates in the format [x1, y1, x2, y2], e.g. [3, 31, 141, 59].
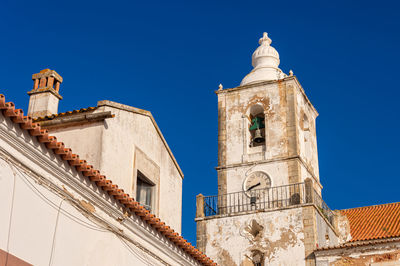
[198, 207, 306, 266]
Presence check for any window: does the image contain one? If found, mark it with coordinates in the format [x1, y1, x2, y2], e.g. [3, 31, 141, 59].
[134, 148, 160, 215]
[136, 171, 155, 212]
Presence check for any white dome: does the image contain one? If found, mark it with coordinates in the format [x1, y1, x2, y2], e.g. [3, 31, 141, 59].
[241, 32, 286, 86]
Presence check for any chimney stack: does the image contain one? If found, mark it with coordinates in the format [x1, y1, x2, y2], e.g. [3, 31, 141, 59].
[27, 69, 63, 118]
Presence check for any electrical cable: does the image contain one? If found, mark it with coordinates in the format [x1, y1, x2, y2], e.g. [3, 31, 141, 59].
[5, 161, 17, 266]
[2, 157, 151, 264]
[48, 198, 64, 266]
[116, 235, 152, 266]
[11, 163, 109, 232]
[0, 155, 176, 266]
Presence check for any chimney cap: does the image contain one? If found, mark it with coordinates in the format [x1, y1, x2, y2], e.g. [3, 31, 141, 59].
[32, 69, 63, 83]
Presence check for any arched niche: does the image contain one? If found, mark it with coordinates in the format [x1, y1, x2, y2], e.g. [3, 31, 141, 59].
[250, 249, 264, 266]
[247, 103, 266, 147]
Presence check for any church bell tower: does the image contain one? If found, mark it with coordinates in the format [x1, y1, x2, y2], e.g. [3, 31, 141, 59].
[196, 33, 341, 266]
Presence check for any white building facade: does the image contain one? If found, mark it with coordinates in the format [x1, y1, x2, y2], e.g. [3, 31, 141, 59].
[0, 70, 215, 265]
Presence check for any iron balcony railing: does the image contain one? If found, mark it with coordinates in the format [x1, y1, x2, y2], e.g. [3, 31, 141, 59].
[202, 182, 335, 225]
[313, 190, 335, 224]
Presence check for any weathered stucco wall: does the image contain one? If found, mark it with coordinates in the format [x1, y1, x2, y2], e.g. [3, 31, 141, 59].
[294, 84, 319, 181]
[199, 207, 306, 266]
[203, 77, 329, 265]
[218, 80, 291, 167]
[315, 211, 339, 249]
[216, 77, 321, 197]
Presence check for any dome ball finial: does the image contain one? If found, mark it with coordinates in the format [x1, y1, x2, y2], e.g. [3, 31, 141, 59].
[259, 32, 272, 46]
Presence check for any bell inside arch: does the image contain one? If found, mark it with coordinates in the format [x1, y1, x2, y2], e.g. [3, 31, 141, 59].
[253, 128, 265, 143]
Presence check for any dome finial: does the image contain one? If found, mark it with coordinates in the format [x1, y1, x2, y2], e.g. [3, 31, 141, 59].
[259, 32, 272, 46]
[240, 32, 286, 86]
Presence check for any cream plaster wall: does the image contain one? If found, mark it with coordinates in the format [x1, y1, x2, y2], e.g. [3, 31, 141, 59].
[43, 101, 183, 233]
[99, 103, 182, 233]
[27, 92, 59, 117]
[0, 159, 159, 266]
[48, 121, 103, 170]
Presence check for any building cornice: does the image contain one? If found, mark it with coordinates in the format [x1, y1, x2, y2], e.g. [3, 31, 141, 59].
[37, 111, 114, 128]
[314, 237, 400, 254]
[27, 87, 63, 100]
[216, 155, 322, 189]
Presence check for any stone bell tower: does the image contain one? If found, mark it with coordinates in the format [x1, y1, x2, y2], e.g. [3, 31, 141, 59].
[196, 33, 342, 266]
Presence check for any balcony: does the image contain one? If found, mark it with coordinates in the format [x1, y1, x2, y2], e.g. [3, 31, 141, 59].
[196, 181, 335, 225]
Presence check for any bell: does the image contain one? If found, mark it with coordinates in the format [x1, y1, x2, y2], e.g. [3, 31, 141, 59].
[253, 129, 265, 143]
[249, 117, 265, 131]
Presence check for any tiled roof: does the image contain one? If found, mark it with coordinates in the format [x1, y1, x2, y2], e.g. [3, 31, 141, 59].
[341, 202, 400, 242]
[316, 237, 400, 251]
[0, 94, 216, 266]
[33, 107, 97, 122]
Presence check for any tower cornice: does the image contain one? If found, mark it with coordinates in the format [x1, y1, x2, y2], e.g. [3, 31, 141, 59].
[215, 76, 319, 117]
[215, 154, 323, 189]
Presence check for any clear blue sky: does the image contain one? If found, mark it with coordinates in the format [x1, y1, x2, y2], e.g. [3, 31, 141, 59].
[1, 0, 399, 245]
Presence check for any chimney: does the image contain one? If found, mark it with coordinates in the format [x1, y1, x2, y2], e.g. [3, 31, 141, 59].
[27, 69, 63, 118]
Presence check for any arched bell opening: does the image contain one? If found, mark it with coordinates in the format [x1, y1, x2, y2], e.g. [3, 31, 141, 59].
[248, 104, 266, 147]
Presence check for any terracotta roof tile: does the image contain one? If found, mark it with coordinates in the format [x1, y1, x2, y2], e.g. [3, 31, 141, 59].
[33, 107, 97, 122]
[0, 94, 216, 266]
[341, 202, 400, 242]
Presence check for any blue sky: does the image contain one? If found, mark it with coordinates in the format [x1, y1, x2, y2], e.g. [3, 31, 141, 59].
[1, 0, 399, 245]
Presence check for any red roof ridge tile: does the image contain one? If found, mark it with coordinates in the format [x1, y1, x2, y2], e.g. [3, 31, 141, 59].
[0, 94, 216, 266]
[339, 201, 400, 212]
